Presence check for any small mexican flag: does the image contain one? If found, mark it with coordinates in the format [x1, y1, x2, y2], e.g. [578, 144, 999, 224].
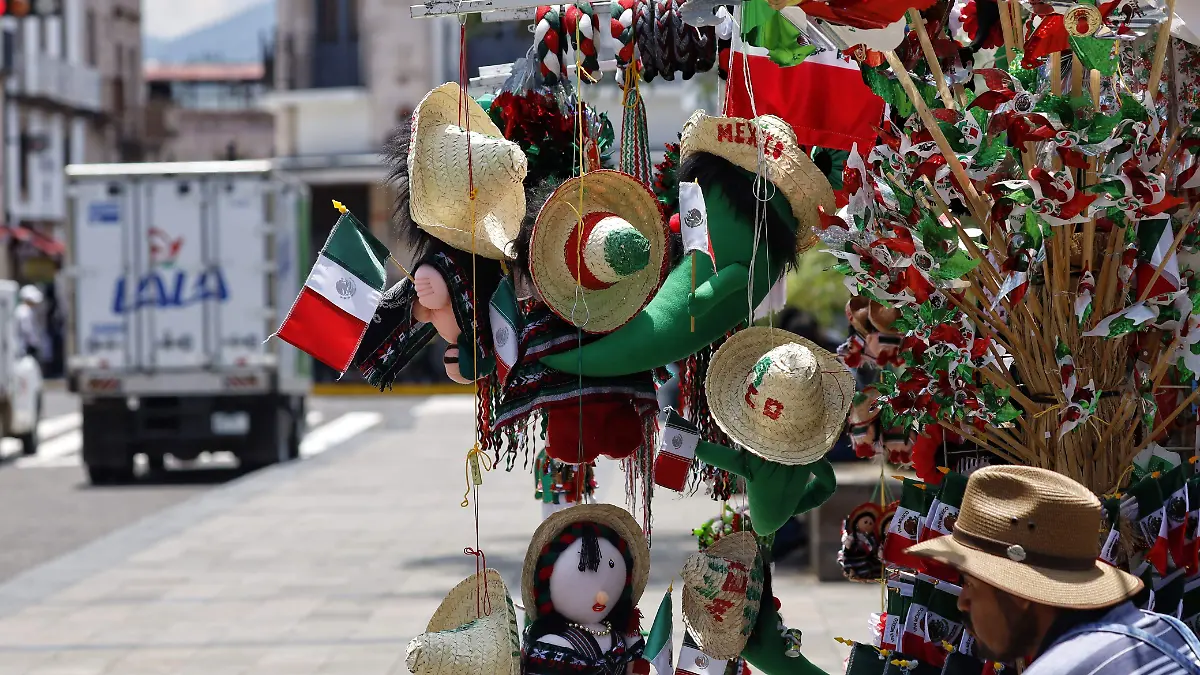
[678, 181, 715, 268]
[644, 587, 674, 675]
[654, 409, 699, 492]
[274, 202, 390, 374]
[919, 472, 968, 582]
[1162, 466, 1189, 570]
[882, 478, 928, 570]
[1129, 474, 1171, 575]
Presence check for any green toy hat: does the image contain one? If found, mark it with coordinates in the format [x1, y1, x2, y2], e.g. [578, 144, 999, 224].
[530, 170, 668, 334]
[679, 111, 835, 253]
[706, 326, 855, 465]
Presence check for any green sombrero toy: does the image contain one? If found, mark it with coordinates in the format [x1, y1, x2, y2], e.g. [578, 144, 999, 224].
[539, 110, 836, 376]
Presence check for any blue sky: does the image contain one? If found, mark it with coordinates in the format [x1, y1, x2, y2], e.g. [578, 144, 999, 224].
[143, 0, 269, 39]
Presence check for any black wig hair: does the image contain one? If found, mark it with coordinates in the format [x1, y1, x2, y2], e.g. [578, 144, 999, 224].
[677, 152, 802, 271]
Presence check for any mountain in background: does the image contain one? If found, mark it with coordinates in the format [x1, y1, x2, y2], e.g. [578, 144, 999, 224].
[144, 1, 275, 64]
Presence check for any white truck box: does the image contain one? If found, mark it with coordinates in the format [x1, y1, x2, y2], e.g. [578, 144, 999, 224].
[64, 161, 312, 484]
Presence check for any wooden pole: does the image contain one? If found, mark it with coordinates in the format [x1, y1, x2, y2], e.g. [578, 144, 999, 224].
[995, 0, 1018, 64]
[884, 51, 991, 224]
[907, 9, 955, 110]
[1146, 0, 1178, 103]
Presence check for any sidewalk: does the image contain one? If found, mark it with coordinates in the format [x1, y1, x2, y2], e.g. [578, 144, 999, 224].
[0, 402, 878, 674]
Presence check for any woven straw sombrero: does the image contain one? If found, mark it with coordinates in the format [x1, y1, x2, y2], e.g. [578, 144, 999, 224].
[706, 326, 855, 465]
[405, 569, 521, 675]
[521, 503, 650, 623]
[681, 531, 763, 660]
[529, 170, 667, 334]
[408, 83, 528, 260]
[680, 110, 835, 253]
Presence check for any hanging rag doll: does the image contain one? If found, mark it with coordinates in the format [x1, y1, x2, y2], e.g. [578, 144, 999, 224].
[521, 504, 650, 675]
[838, 502, 884, 582]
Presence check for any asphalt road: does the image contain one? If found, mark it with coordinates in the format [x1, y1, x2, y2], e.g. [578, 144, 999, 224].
[0, 390, 405, 585]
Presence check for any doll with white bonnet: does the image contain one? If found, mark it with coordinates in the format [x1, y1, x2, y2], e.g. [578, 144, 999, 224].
[521, 504, 650, 675]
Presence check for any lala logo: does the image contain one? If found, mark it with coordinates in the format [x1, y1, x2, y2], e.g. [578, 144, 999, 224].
[683, 208, 704, 229]
[336, 277, 356, 300]
[112, 228, 228, 315]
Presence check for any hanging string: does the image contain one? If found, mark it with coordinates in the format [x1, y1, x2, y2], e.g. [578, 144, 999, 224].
[567, 12, 591, 498]
[456, 18, 491, 602]
[464, 547, 492, 615]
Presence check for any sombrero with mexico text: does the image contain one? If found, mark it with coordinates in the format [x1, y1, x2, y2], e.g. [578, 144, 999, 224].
[405, 569, 521, 675]
[680, 110, 835, 253]
[907, 465, 1143, 610]
[521, 503, 650, 623]
[408, 83, 528, 260]
[706, 326, 855, 465]
[529, 170, 668, 334]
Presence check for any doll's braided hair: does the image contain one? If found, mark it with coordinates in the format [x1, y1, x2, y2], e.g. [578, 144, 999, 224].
[529, 522, 638, 639]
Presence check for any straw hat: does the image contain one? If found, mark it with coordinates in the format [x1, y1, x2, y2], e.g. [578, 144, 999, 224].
[405, 569, 521, 675]
[907, 466, 1144, 610]
[681, 531, 764, 660]
[408, 83, 528, 260]
[679, 110, 835, 253]
[521, 503, 650, 623]
[705, 326, 855, 466]
[529, 170, 667, 334]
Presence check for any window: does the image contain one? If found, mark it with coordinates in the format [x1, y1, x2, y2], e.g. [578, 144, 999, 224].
[85, 10, 96, 66]
[316, 0, 339, 43]
[346, 0, 359, 40]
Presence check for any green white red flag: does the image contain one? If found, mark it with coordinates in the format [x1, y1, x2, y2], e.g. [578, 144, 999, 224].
[643, 587, 674, 675]
[274, 204, 390, 374]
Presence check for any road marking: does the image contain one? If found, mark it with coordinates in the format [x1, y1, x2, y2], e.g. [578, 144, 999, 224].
[299, 412, 383, 458]
[306, 410, 325, 428]
[14, 431, 82, 468]
[0, 414, 83, 463]
[411, 395, 475, 417]
[4, 411, 380, 469]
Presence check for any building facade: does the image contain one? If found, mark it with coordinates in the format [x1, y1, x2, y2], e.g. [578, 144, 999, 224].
[144, 62, 274, 162]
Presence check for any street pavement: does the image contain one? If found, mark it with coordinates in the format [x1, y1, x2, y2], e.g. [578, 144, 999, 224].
[0, 394, 878, 674]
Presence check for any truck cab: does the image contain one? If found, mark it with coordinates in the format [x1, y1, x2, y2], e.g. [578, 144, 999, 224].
[64, 161, 312, 484]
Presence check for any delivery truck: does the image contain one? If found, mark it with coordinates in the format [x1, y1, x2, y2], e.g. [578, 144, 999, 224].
[64, 161, 312, 485]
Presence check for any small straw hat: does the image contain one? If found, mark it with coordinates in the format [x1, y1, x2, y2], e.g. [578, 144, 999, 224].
[529, 170, 668, 333]
[907, 465, 1144, 610]
[705, 326, 855, 466]
[679, 111, 835, 253]
[405, 569, 521, 675]
[408, 83, 528, 260]
[681, 531, 764, 660]
[521, 503, 650, 623]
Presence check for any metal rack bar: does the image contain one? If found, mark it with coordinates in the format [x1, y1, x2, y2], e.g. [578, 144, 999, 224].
[412, 0, 613, 20]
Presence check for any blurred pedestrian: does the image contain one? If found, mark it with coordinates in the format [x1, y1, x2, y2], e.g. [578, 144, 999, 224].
[908, 466, 1199, 674]
[16, 285, 44, 362]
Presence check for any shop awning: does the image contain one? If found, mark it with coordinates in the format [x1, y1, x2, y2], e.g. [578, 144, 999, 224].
[1, 225, 65, 257]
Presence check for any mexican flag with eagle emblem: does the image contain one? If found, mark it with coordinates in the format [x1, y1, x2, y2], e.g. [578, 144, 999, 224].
[274, 203, 391, 374]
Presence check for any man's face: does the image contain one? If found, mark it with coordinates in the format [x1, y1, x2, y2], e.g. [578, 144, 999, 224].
[958, 574, 1040, 662]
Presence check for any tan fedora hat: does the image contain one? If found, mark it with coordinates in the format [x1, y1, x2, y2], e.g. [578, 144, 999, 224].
[705, 326, 855, 465]
[521, 503, 650, 623]
[405, 569, 521, 675]
[680, 111, 835, 253]
[408, 83, 528, 260]
[681, 531, 764, 660]
[529, 170, 668, 333]
[907, 465, 1143, 610]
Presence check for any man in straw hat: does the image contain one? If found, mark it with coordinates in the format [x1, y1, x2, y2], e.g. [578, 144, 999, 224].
[907, 465, 1200, 674]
